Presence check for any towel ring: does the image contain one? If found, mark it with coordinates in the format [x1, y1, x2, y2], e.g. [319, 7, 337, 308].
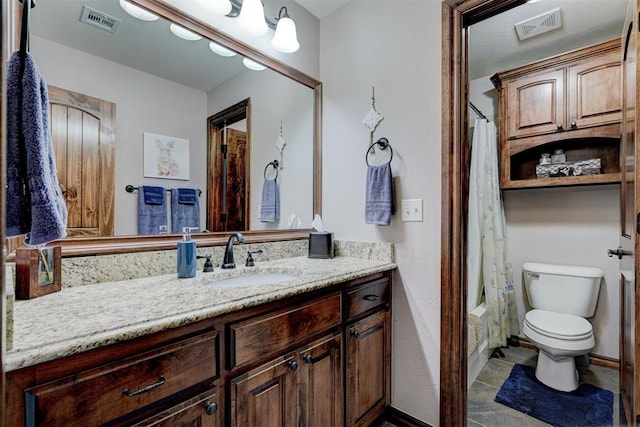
[264, 160, 279, 180]
[366, 137, 393, 166]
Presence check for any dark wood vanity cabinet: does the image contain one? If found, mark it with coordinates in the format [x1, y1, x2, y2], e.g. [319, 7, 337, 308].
[7, 270, 393, 426]
[491, 38, 622, 189]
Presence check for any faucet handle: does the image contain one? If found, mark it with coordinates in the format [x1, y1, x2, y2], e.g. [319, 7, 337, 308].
[245, 250, 264, 267]
[197, 255, 214, 272]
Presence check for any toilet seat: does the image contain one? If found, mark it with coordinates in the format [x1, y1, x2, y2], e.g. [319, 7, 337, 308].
[524, 309, 592, 340]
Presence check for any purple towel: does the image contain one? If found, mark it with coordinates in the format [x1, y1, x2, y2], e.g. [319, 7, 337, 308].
[259, 178, 280, 222]
[7, 52, 67, 245]
[365, 163, 394, 226]
[138, 186, 168, 235]
[171, 188, 200, 233]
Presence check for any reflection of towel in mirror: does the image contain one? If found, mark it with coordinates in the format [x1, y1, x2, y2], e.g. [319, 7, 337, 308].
[171, 188, 200, 233]
[7, 51, 68, 245]
[259, 179, 280, 222]
[138, 186, 168, 235]
[365, 163, 394, 226]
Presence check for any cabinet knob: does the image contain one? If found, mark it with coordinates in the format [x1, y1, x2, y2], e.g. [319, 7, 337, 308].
[303, 354, 314, 364]
[288, 360, 299, 371]
[350, 330, 361, 339]
[570, 121, 577, 128]
[205, 402, 218, 416]
[556, 123, 563, 130]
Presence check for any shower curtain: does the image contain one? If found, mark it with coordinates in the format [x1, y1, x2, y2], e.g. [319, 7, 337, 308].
[467, 118, 519, 349]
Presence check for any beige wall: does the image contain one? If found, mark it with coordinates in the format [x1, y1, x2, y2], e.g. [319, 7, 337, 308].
[320, 1, 442, 423]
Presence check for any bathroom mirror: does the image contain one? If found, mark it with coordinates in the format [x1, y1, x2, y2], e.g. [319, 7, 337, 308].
[17, 0, 321, 254]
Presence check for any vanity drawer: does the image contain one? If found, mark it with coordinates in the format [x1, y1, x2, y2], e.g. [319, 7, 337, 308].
[229, 292, 342, 369]
[345, 277, 390, 321]
[24, 330, 218, 426]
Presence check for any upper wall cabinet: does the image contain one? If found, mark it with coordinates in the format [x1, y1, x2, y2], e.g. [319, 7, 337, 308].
[491, 39, 622, 189]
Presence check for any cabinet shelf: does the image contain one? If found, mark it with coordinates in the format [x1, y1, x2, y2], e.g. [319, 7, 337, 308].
[502, 172, 620, 189]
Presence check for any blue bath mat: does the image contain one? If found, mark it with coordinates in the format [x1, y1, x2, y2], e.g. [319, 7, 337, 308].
[494, 363, 613, 427]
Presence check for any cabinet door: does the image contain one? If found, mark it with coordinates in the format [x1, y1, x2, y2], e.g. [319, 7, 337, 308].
[133, 387, 222, 427]
[506, 68, 565, 139]
[231, 355, 298, 427]
[346, 309, 391, 427]
[568, 51, 622, 130]
[298, 331, 343, 427]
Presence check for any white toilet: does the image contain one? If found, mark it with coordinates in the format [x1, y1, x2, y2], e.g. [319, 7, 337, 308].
[522, 262, 604, 392]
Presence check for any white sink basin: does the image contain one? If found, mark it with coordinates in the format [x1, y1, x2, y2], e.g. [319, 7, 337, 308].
[207, 272, 298, 288]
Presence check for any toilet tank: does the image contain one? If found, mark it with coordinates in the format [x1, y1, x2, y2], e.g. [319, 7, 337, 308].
[522, 262, 604, 317]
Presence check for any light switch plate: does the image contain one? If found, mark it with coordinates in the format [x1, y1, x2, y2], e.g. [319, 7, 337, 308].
[401, 199, 423, 222]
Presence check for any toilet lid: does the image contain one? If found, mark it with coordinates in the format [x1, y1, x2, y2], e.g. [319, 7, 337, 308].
[524, 309, 592, 341]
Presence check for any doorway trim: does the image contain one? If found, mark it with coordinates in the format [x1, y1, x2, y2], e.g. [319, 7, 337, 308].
[206, 98, 251, 232]
[440, 1, 526, 425]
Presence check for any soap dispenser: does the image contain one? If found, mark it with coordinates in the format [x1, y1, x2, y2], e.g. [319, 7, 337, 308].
[177, 227, 197, 278]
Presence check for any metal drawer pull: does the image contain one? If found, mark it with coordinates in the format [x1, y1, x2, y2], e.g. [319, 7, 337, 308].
[362, 294, 380, 301]
[122, 375, 166, 397]
[304, 354, 314, 364]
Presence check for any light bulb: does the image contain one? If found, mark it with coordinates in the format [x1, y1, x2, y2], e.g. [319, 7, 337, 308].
[242, 58, 266, 71]
[237, 0, 268, 37]
[271, 14, 299, 53]
[169, 23, 202, 41]
[209, 41, 237, 57]
[197, 0, 232, 15]
[119, 0, 159, 21]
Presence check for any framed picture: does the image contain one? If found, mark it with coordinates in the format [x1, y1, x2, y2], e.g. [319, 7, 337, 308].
[143, 132, 190, 180]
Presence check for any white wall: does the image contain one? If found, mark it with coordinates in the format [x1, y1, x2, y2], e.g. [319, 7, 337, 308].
[470, 76, 621, 358]
[31, 37, 207, 236]
[320, 1, 442, 424]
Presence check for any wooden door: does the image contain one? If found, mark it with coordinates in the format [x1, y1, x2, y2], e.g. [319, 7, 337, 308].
[506, 68, 565, 139]
[620, 0, 640, 424]
[225, 128, 248, 231]
[230, 355, 298, 427]
[345, 309, 391, 427]
[298, 331, 343, 427]
[568, 52, 622, 130]
[48, 86, 115, 236]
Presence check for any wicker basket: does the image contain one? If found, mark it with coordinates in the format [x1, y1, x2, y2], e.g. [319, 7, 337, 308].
[535, 158, 601, 179]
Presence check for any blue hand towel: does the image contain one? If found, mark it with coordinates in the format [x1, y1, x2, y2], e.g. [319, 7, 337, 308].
[259, 178, 280, 222]
[171, 188, 200, 233]
[365, 162, 394, 226]
[138, 186, 168, 235]
[7, 52, 68, 245]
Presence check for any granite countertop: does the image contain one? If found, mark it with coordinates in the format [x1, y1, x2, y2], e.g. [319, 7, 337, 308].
[6, 256, 396, 372]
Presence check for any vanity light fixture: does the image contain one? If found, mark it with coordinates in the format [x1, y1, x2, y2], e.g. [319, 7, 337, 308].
[119, 0, 159, 21]
[237, 0, 269, 37]
[197, 0, 233, 15]
[169, 23, 203, 41]
[242, 57, 267, 71]
[209, 41, 237, 57]
[271, 7, 299, 53]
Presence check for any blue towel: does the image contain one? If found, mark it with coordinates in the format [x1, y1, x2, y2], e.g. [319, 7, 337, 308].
[365, 162, 394, 226]
[171, 188, 200, 233]
[7, 52, 68, 245]
[138, 186, 168, 235]
[259, 178, 280, 222]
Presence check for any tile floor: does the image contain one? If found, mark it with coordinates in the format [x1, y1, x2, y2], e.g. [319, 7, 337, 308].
[468, 345, 620, 426]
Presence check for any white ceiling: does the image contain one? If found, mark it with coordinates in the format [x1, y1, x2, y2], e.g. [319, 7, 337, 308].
[293, 0, 351, 19]
[470, 0, 628, 80]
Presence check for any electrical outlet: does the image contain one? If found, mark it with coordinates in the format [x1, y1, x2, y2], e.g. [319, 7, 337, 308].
[401, 199, 423, 222]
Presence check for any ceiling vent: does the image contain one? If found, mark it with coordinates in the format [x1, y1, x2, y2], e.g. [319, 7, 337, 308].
[79, 5, 121, 34]
[515, 8, 562, 41]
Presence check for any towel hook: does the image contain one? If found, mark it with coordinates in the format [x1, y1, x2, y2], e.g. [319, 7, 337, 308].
[264, 160, 279, 180]
[365, 137, 393, 166]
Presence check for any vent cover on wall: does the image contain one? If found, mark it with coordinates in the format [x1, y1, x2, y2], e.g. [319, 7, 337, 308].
[79, 5, 121, 34]
[515, 8, 562, 41]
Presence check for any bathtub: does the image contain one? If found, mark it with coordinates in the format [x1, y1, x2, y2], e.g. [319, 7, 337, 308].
[467, 302, 489, 387]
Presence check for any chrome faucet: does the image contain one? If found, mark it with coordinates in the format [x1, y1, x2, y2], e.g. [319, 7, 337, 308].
[222, 232, 244, 269]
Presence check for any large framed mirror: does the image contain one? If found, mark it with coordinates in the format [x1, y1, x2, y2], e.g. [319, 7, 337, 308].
[11, 0, 321, 257]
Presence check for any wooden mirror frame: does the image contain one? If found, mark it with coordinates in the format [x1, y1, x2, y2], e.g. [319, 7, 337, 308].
[440, 1, 525, 425]
[7, 0, 322, 259]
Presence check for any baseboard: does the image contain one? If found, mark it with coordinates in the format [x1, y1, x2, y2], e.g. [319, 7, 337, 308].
[508, 336, 620, 370]
[382, 406, 432, 427]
